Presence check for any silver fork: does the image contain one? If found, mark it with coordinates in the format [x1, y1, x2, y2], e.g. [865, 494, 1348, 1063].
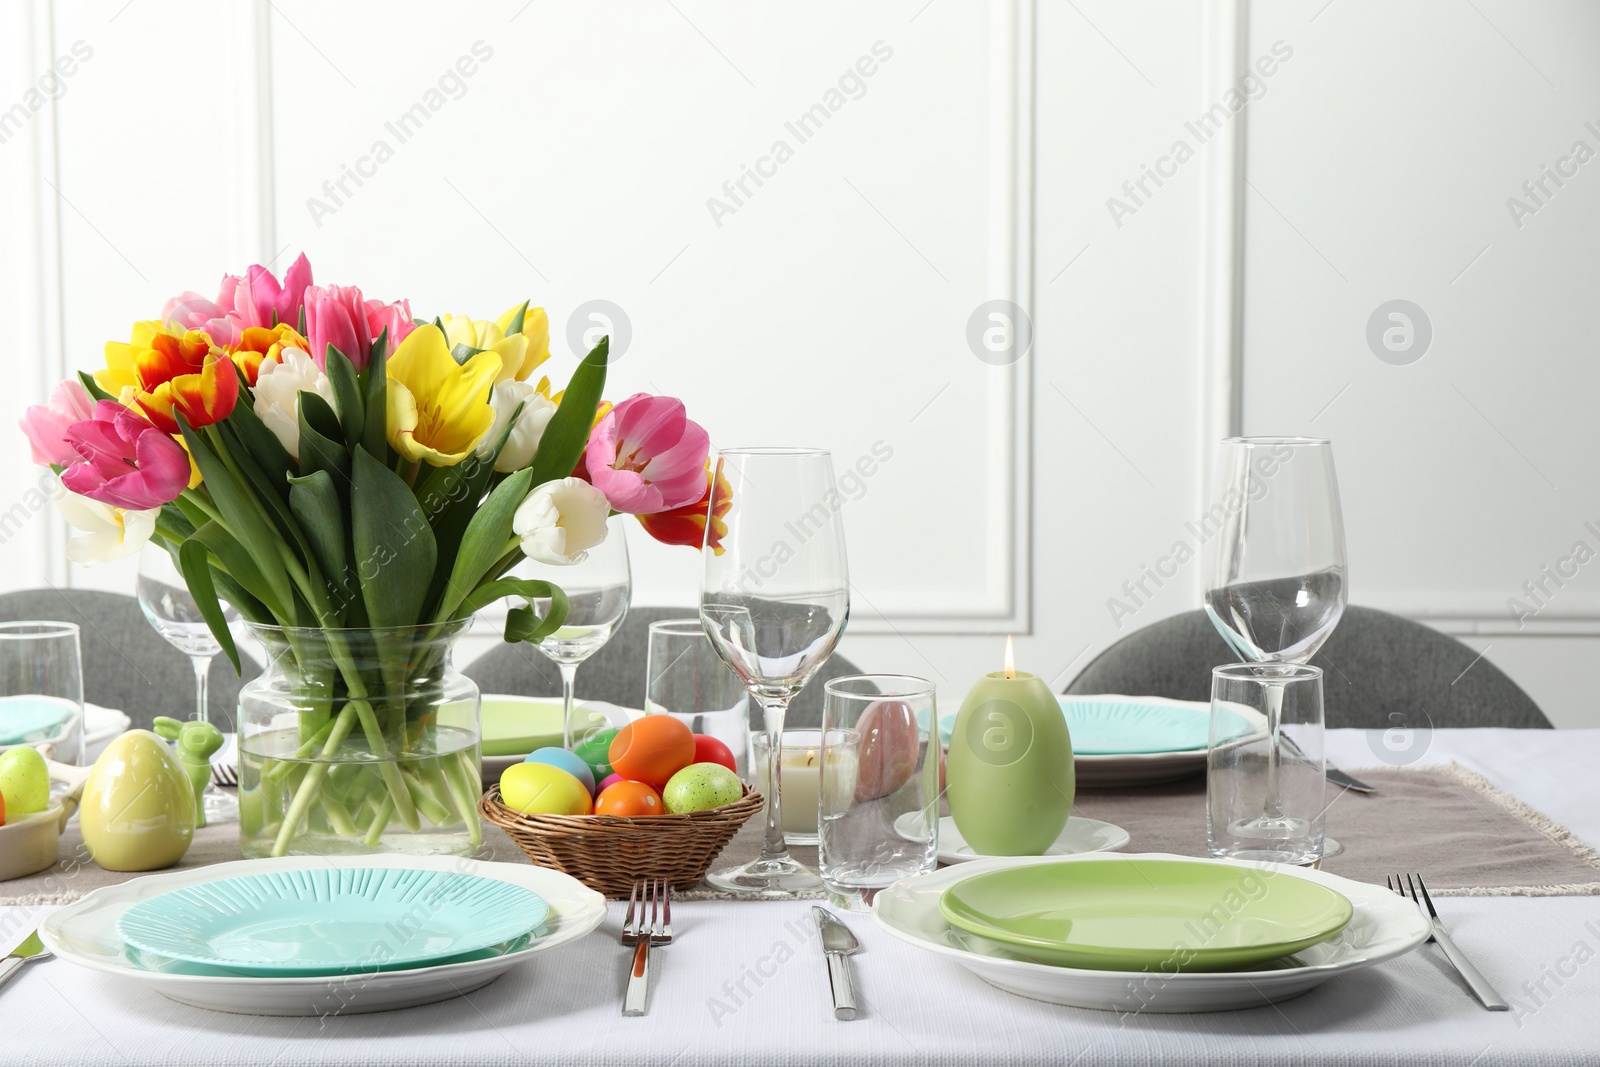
[621, 878, 672, 1016]
[1388, 873, 1508, 1011]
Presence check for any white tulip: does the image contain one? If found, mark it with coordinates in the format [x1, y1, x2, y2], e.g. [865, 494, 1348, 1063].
[55, 491, 158, 564]
[253, 348, 335, 459]
[479, 379, 559, 472]
[513, 477, 611, 565]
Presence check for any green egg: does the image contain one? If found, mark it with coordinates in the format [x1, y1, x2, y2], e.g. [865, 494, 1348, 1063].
[573, 726, 619, 779]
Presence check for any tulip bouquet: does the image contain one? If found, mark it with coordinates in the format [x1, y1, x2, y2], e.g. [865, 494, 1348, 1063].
[21, 254, 729, 857]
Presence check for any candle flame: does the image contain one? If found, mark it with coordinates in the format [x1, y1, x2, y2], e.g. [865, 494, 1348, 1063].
[1004, 635, 1016, 679]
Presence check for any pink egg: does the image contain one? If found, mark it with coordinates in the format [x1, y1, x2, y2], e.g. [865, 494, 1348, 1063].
[855, 699, 920, 801]
[597, 773, 625, 792]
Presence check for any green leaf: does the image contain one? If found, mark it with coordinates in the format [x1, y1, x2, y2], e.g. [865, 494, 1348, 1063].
[349, 447, 436, 628]
[503, 300, 528, 336]
[226, 368, 294, 495]
[78, 371, 115, 403]
[450, 342, 485, 365]
[178, 537, 242, 674]
[176, 419, 295, 613]
[288, 471, 348, 621]
[191, 519, 284, 618]
[361, 328, 389, 464]
[297, 393, 350, 489]
[431, 468, 531, 621]
[452, 579, 569, 643]
[324, 347, 365, 452]
[526, 336, 608, 487]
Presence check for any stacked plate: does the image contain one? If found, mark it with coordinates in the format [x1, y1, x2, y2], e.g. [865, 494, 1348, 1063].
[39, 854, 607, 1015]
[874, 853, 1430, 1011]
[479, 695, 634, 787]
[923, 696, 1257, 787]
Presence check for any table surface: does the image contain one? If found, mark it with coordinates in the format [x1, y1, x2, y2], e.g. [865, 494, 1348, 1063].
[5, 728, 1599, 1067]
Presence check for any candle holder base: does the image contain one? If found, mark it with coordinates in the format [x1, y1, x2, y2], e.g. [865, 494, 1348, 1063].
[706, 855, 823, 898]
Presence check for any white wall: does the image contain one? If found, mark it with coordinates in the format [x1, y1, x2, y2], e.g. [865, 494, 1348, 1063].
[1, 0, 1593, 727]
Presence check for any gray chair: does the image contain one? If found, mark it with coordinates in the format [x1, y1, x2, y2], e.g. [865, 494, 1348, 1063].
[464, 605, 862, 728]
[1064, 605, 1551, 730]
[0, 588, 260, 733]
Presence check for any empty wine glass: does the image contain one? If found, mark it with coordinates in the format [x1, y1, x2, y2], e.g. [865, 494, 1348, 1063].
[137, 544, 239, 823]
[517, 513, 631, 749]
[1202, 437, 1346, 848]
[701, 447, 849, 897]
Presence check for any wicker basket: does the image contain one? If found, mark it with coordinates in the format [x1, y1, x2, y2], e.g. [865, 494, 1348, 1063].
[479, 785, 764, 898]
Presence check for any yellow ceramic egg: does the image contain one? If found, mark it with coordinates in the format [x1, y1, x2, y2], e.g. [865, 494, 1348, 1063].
[79, 730, 195, 871]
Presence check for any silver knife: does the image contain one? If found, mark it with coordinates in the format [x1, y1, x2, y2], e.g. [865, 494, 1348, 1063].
[812, 906, 860, 1020]
[1327, 767, 1375, 793]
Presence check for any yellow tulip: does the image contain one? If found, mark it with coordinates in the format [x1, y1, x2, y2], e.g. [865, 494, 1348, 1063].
[493, 302, 551, 382]
[440, 310, 537, 385]
[98, 320, 160, 397]
[386, 324, 501, 467]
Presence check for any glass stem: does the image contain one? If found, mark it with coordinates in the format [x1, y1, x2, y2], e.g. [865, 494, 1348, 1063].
[192, 654, 213, 724]
[1263, 679, 1285, 821]
[559, 661, 579, 750]
[758, 695, 790, 864]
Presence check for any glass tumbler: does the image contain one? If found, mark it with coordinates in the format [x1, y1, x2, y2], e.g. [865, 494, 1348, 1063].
[819, 675, 940, 910]
[1207, 663, 1326, 866]
[645, 619, 750, 776]
[0, 621, 84, 767]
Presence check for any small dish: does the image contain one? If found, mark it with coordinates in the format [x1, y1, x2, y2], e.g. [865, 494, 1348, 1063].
[479, 696, 633, 787]
[117, 867, 549, 976]
[938, 856, 1353, 971]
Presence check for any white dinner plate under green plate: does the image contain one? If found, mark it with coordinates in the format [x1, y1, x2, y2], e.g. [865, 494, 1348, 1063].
[938, 856, 1353, 971]
[117, 867, 549, 977]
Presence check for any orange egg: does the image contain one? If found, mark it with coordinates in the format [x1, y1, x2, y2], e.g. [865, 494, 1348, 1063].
[608, 716, 696, 789]
[594, 780, 665, 817]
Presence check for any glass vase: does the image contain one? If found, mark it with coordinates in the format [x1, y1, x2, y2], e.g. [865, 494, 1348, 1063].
[237, 620, 483, 859]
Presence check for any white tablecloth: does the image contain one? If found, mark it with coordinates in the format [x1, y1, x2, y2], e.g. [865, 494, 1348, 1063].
[6, 729, 1600, 1067]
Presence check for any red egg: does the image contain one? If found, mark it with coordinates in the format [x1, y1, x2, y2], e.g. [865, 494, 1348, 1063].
[609, 716, 696, 789]
[691, 734, 738, 773]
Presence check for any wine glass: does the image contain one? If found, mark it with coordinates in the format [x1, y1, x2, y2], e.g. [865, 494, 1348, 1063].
[136, 544, 239, 823]
[1202, 437, 1347, 843]
[700, 448, 850, 897]
[517, 513, 631, 749]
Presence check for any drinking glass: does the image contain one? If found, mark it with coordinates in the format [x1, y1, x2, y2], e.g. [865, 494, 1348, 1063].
[137, 545, 238, 822]
[0, 622, 84, 768]
[701, 447, 850, 897]
[1208, 663, 1326, 865]
[819, 675, 939, 910]
[518, 513, 631, 749]
[645, 618, 749, 776]
[1203, 437, 1345, 836]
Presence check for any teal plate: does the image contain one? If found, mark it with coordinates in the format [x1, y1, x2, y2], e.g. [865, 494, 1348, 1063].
[117, 868, 549, 977]
[0, 695, 76, 745]
[918, 698, 1249, 754]
[1060, 697, 1248, 755]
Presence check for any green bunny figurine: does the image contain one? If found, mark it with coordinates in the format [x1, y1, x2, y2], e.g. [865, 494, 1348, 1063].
[153, 717, 224, 829]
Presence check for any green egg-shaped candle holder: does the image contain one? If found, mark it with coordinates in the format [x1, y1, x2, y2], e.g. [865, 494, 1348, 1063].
[946, 656, 1075, 856]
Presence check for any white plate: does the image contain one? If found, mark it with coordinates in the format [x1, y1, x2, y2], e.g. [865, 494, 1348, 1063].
[894, 813, 1129, 864]
[40, 854, 606, 1016]
[83, 703, 131, 764]
[872, 852, 1429, 1012]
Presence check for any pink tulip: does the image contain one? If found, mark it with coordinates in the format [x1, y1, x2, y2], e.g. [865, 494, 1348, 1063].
[20, 379, 97, 468]
[59, 400, 190, 511]
[364, 297, 418, 350]
[164, 253, 313, 347]
[304, 284, 373, 370]
[583, 393, 711, 514]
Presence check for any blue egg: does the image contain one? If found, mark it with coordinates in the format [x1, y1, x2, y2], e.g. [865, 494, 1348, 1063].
[523, 747, 597, 795]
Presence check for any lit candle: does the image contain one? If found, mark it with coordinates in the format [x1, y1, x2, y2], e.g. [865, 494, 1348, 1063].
[945, 636, 1076, 855]
[753, 731, 837, 839]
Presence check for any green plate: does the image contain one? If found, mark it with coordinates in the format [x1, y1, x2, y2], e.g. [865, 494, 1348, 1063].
[481, 697, 608, 757]
[938, 858, 1353, 971]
